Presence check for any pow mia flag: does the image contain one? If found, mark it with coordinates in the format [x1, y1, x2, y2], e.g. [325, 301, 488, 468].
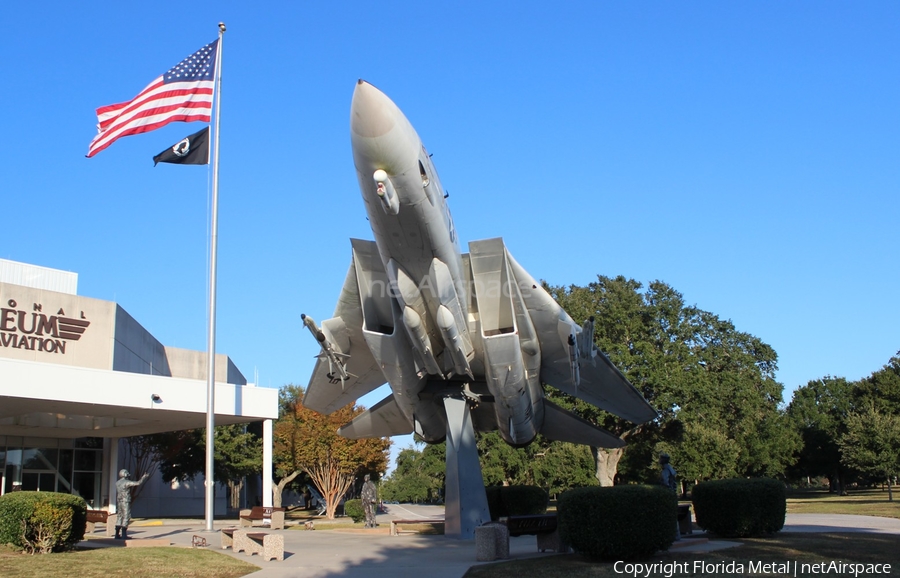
[153, 126, 210, 166]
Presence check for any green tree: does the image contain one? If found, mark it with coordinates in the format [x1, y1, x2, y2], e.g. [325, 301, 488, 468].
[530, 440, 598, 496]
[787, 377, 857, 492]
[478, 432, 531, 486]
[475, 432, 597, 495]
[271, 384, 311, 507]
[657, 421, 739, 483]
[549, 276, 797, 487]
[380, 446, 445, 503]
[138, 425, 262, 509]
[854, 353, 900, 415]
[214, 424, 263, 509]
[838, 407, 900, 501]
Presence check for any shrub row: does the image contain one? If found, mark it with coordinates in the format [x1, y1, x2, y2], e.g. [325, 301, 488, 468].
[485, 485, 549, 520]
[0, 491, 86, 553]
[558, 485, 677, 560]
[692, 478, 785, 538]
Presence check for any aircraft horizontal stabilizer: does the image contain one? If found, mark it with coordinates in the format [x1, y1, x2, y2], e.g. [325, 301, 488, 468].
[540, 399, 625, 449]
[576, 350, 658, 425]
[337, 394, 414, 439]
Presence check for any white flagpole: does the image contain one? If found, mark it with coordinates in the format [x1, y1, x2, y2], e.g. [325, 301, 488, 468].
[205, 21, 225, 533]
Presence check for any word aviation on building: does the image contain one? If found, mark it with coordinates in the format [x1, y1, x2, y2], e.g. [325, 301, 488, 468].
[301, 80, 657, 536]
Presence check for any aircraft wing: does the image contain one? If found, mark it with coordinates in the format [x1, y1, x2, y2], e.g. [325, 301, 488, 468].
[302, 260, 386, 414]
[506, 253, 657, 425]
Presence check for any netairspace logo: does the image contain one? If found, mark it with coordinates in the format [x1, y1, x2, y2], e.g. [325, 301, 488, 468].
[613, 560, 892, 577]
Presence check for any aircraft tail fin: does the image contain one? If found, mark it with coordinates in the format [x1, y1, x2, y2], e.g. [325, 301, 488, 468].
[337, 394, 414, 439]
[540, 399, 625, 449]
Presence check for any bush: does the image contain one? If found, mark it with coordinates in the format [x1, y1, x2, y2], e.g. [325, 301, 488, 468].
[558, 485, 676, 560]
[344, 499, 365, 523]
[485, 485, 549, 520]
[692, 478, 785, 538]
[0, 491, 86, 553]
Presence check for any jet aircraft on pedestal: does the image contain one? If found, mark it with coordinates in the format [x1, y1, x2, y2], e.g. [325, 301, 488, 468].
[302, 81, 657, 538]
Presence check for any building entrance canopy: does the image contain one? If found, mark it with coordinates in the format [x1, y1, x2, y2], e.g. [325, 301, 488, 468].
[0, 358, 276, 439]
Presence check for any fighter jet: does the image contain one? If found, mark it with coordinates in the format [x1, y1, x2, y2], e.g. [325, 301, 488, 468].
[302, 80, 656, 453]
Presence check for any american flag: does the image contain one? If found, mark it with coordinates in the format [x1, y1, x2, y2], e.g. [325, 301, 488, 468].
[87, 39, 219, 158]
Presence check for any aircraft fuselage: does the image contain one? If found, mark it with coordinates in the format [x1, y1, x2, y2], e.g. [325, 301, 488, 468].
[349, 80, 542, 445]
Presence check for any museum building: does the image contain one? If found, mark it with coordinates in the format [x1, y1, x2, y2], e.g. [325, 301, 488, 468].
[0, 259, 277, 516]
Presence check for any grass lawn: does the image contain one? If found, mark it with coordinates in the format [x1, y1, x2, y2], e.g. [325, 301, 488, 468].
[787, 488, 900, 519]
[285, 509, 359, 530]
[285, 509, 444, 534]
[464, 533, 900, 578]
[0, 545, 259, 578]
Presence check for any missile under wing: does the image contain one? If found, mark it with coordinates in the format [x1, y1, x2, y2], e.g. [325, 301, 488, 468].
[302, 81, 656, 453]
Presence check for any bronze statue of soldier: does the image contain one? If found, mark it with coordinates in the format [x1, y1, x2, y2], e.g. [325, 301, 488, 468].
[115, 469, 149, 539]
[361, 474, 378, 529]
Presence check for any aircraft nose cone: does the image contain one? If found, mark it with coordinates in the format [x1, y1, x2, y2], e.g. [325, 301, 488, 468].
[351, 80, 399, 139]
[350, 80, 421, 174]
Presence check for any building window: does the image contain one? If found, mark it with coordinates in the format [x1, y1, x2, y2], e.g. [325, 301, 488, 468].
[0, 437, 102, 506]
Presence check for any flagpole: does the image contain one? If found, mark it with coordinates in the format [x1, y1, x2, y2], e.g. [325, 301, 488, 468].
[205, 21, 225, 533]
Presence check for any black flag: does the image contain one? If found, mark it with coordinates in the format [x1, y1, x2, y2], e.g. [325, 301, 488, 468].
[153, 126, 210, 166]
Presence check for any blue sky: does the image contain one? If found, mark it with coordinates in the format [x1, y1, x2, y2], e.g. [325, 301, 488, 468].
[2, 2, 897, 466]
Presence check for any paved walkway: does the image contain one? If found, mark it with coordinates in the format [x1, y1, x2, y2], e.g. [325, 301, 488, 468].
[78, 512, 900, 578]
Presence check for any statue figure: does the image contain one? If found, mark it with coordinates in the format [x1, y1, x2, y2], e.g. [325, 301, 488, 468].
[659, 453, 677, 492]
[361, 474, 377, 529]
[659, 453, 680, 540]
[115, 469, 149, 539]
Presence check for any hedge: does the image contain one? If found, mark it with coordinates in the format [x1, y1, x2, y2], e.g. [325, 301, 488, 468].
[485, 485, 549, 520]
[558, 485, 676, 560]
[0, 491, 87, 553]
[344, 499, 365, 523]
[692, 478, 785, 538]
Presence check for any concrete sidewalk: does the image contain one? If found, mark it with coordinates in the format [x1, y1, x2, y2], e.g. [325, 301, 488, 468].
[82, 516, 557, 578]
[78, 513, 900, 578]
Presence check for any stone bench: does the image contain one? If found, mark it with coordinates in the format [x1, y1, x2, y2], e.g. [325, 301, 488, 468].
[86, 510, 116, 537]
[243, 532, 284, 562]
[220, 527, 243, 551]
[239, 506, 285, 530]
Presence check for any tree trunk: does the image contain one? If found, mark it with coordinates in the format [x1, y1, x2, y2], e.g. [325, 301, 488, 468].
[273, 471, 300, 508]
[592, 447, 624, 487]
[227, 479, 244, 510]
[888, 478, 894, 502]
[323, 479, 350, 520]
[303, 457, 357, 519]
